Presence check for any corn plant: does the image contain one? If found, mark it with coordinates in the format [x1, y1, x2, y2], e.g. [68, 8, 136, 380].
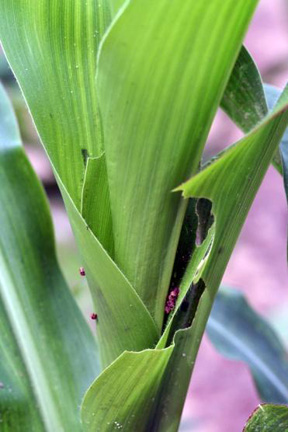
[0, 0, 288, 431]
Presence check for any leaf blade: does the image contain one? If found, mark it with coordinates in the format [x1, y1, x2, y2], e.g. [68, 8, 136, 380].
[81, 347, 173, 431]
[98, 0, 260, 327]
[244, 405, 288, 432]
[207, 289, 288, 403]
[0, 0, 111, 206]
[0, 0, 159, 367]
[59, 176, 159, 367]
[0, 83, 99, 431]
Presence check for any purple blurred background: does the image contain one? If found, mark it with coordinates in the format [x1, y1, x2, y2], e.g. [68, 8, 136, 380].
[1, 1, 288, 431]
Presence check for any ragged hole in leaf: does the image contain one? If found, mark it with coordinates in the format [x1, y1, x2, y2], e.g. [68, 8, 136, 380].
[169, 199, 198, 290]
[195, 198, 214, 246]
[166, 279, 206, 346]
[163, 197, 214, 334]
[169, 198, 214, 293]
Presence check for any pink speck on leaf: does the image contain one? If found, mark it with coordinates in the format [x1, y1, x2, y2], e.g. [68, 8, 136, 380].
[79, 267, 86, 276]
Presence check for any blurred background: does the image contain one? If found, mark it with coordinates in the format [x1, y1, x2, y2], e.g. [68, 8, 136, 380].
[1, 0, 288, 430]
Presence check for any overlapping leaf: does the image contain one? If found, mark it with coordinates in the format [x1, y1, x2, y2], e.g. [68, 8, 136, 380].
[0, 0, 111, 206]
[0, 0, 159, 368]
[0, 83, 99, 431]
[207, 289, 288, 403]
[139, 82, 288, 431]
[220, 47, 286, 178]
[173, 86, 288, 400]
[82, 27, 288, 432]
[81, 346, 174, 431]
[221, 46, 268, 133]
[2, 1, 286, 430]
[59, 179, 159, 367]
[97, 0, 259, 327]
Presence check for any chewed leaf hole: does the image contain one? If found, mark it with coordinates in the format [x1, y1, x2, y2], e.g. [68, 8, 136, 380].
[169, 197, 214, 292]
[196, 198, 214, 246]
[166, 278, 206, 346]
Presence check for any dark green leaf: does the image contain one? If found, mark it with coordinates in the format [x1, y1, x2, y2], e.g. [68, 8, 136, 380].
[0, 83, 99, 430]
[244, 405, 288, 432]
[221, 46, 268, 132]
[207, 289, 288, 403]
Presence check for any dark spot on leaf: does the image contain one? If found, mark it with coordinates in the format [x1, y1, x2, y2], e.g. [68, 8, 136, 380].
[81, 148, 89, 166]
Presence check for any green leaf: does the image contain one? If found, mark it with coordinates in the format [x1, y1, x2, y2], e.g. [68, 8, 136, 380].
[221, 46, 268, 133]
[204, 46, 269, 171]
[0, 83, 99, 431]
[108, 0, 127, 18]
[0, 0, 111, 207]
[168, 87, 288, 424]
[264, 84, 288, 201]
[244, 405, 288, 432]
[81, 346, 174, 431]
[207, 289, 288, 403]
[178, 84, 288, 294]
[219, 48, 285, 177]
[80, 302, 215, 432]
[81, 154, 114, 258]
[80, 86, 288, 432]
[97, 0, 259, 327]
[59, 177, 159, 368]
[0, 0, 159, 368]
[0, 301, 45, 431]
